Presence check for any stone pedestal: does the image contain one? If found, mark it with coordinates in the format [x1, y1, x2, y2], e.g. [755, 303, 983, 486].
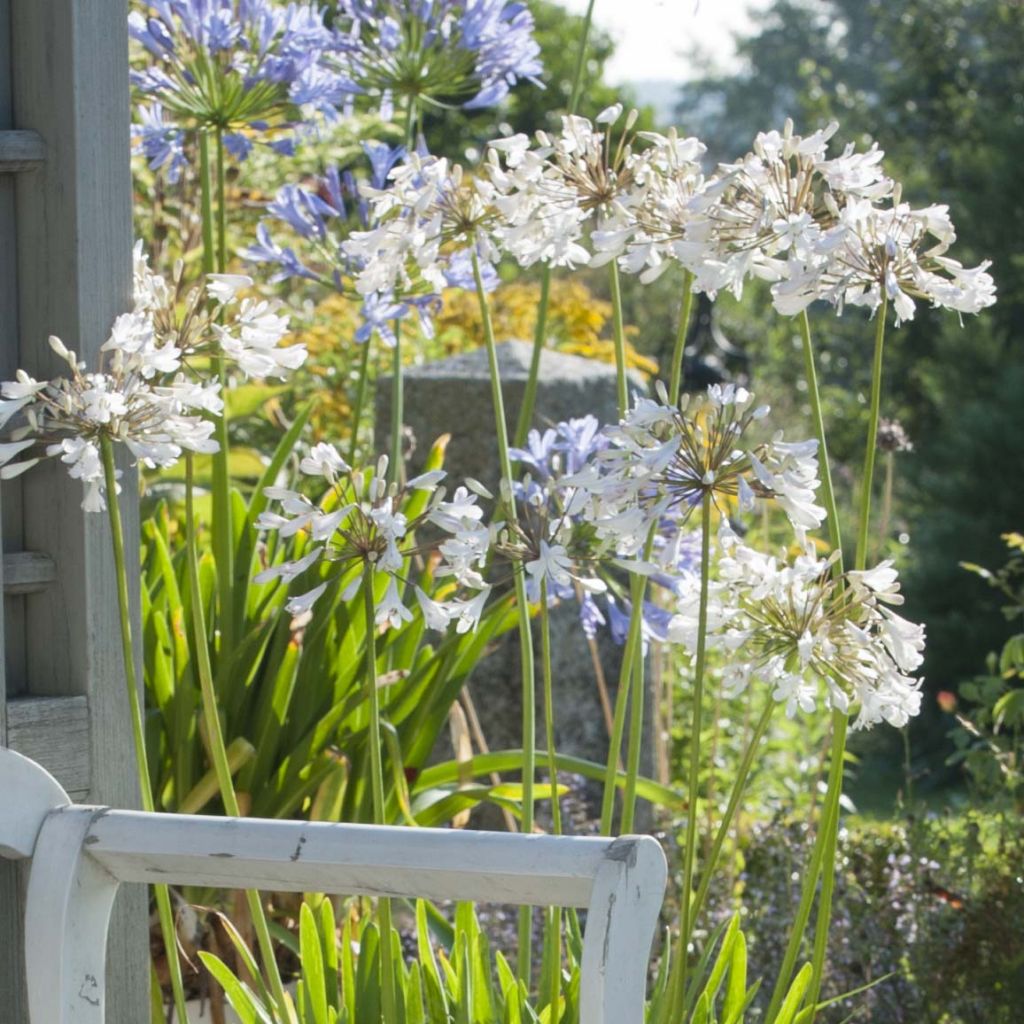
[377, 341, 655, 828]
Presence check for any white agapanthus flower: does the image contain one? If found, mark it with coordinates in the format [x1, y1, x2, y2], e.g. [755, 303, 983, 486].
[343, 154, 503, 299]
[486, 105, 651, 269]
[0, 326, 218, 511]
[254, 447, 457, 627]
[570, 383, 826, 556]
[702, 529, 925, 729]
[772, 197, 997, 323]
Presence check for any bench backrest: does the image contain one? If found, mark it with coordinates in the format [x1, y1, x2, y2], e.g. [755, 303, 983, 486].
[0, 748, 666, 1023]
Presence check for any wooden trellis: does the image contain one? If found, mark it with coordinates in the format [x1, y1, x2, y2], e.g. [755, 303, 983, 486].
[0, 3, 147, 1022]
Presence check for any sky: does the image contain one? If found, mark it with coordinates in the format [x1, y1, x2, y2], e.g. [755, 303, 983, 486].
[558, 0, 772, 83]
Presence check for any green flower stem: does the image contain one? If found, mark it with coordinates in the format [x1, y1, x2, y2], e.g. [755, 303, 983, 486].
[198, 127, 234, 662]
[540, 582, 562, 1019]
[184, 453, 289, 1019]
[685, 701, 774, 953]
[609, 261, 629, 417]
[513, 0, 595, 446]
[363, 565, 397, 1023]
[471, 250, 537, 988]
[349, 339, 372, 466]
[512, 270, 550, 448]
[101, 439, 190, 1024]
[854, 299, 889, 571]
[619, 577, 648, 835]
[798, 311, 843, 571]
[668, 270, 695, 408]
[804, 712, 848, 1022]
[215, 126, 227, 273]
[198, 130, 216, 276]
[669, 493, 713, 1017]
[764, 709, 847, 1024]
[764, 311, 860, 1024]
[539, 580, 561, 836]
[802, 302, 888, 1022]
[388, 319, 403, 486]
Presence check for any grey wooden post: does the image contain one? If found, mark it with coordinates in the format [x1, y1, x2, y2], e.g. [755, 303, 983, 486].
[0, 2, 147, 1022]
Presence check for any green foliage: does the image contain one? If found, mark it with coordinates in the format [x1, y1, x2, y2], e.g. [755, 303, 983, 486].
[949, 533, 1024, 802]
[141, 429, 521, 825]
[201, 898, 552, 1024]
[710, 810, 1024, 1024]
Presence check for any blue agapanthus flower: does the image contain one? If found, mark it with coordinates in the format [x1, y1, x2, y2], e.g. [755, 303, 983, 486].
[330, 0, 543, 113]
[129, 0, 351, 175]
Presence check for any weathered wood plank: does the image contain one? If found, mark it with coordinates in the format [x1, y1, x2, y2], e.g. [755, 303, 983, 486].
[5, 696, 90, 798]
[1, 553, 57, 595]
[9, 1, 146, 1021]
[0, 130, 44, 173]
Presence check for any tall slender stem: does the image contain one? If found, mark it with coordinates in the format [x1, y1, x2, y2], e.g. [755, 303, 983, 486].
[388, 321, 403, 486]
[215, 126, 227, 273]
[198, 130, 215, 276]
[619, 582, 647, 834]
[514, 0, 595, 445]
[798, 311, 843, 570]
[668, 270, 695, 408]
[349, 339, 372, 466]
[802, 303, 889, 1022]
[184, 454, 289, 1017]
[363, 565, 397, 1023]
[471, 251, 537, 987]
[686, 702, 775, 946]
[670, 494, 713, 1016]
[609, 261, 628, 417]
[765, 711, 845, 1024]
[200, 128, 234, 661]
[539, 579, 562, 1022]
[101, 439, 190, 1024]
[854, 300, 888, 570]
[540, 581, 561, 836]
[513, 270, 550, 448]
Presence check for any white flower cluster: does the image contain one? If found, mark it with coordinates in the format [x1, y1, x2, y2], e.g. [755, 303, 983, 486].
[343, 155, 503, 298]
[137, 244, 305, 382]
[0, 325, 218, 512]
[704, 530, 925, 729]
[255, 445, 457, 630]
[485, 111, 994, 323]
[0, 245, 305, 511]
[570, 383, 826, 556]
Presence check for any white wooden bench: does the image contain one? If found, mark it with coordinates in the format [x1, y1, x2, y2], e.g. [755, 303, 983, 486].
[0, 748, 667, 1023]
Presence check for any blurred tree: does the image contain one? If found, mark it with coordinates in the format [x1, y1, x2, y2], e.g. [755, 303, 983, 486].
[423, 1, 654, 156]
[674, 0, 1024, 774]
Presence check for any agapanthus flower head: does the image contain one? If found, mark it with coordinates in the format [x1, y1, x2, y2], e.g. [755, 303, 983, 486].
[129, 0, 348, 174]
[617, 126, 708, 283]
[343, 154, 504, 299]
[680, 119, 894, 300]
[134, 247, 305, 380]
[245, 143, 444, 347]
[486, 105, 651, 269]
[773, 195, 997, 324]
[0, 321, 218, 512]
[575, 383, 826, 554]
[255, 446, 452, 626]
[329, 0, 542, 113]
[704, 530, 925, 729]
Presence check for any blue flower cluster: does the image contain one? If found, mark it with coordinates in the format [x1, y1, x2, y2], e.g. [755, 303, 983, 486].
[332, 0, 543, 112]
[130, 1, 543, 182]
[130, 0, 349, 180]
